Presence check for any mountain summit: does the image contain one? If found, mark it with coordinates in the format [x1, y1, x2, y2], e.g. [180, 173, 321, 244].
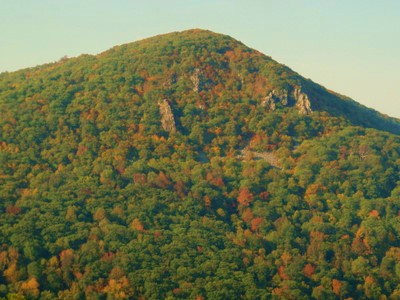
[0, 30, 400, 299]
[99, 29, 400, 133]
[3, 29, 399, 134]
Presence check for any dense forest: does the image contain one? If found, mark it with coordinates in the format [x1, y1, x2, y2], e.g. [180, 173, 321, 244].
[1, 29, 400, 299]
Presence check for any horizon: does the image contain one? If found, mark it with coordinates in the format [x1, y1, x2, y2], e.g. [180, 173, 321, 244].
[1, 1, 399, 118]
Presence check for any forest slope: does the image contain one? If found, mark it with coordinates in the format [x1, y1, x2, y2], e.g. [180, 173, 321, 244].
[0, 29, 400, 299]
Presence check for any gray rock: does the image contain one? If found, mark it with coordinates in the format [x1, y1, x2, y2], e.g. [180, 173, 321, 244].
[262, 89, 289, 111]
[293, 87, 312, 115]
[190, 68, 202, 93]
[158, 99, 176, 132]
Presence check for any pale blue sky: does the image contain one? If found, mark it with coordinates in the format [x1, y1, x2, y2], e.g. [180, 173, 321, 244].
[1, 0, 399, 117]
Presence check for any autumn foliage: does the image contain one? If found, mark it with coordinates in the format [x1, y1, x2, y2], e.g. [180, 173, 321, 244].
[0, 29, 399, 299]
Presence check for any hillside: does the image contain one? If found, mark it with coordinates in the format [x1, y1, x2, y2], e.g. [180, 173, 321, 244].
[0, 29, 400, 299]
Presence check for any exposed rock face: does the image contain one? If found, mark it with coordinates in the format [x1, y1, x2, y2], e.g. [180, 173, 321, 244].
[239, 149, 281, 169]
[262, 93, 276, 111]
[262, 89, 289, 111]
[262, 87, 312, 114]
[293, 87, 312, 115]
[158, 99, 176, 133]
[190, 68, 202, 93]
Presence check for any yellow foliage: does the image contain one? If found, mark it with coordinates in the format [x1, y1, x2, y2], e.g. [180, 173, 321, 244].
[332, 279, 342, 295]
[130, 218, 144, 231]
[103, 276, 133, 299]
[21, 277, 40, 297]
[4, 263, 18, 283]
[281, 252, 291, 265]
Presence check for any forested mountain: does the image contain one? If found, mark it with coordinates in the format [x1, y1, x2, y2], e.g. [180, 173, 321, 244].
[0, 29, 400, 299]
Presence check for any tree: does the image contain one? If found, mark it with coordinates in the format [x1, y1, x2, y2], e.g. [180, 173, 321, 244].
[237, 187, 253, 206]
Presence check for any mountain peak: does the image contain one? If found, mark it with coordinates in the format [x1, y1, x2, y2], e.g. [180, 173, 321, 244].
[169, 28, 223, 35]
[93, 30, 399, 134]
[2, 29, 400, 134]
[141, 28, 237, 41]
[110, 28, 250, 57]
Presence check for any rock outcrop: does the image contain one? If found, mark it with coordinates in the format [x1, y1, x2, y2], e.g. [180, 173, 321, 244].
[190, 68, 202, 93]
[239, 149, 281, 169]
[262, 87, 312, 114]
[293, 87, 312, 115]
[158, 99, 176, 133]
[261, 89, 289, 111]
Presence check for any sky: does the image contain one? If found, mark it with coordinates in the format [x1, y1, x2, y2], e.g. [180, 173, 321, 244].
[1, 0, 399, 118]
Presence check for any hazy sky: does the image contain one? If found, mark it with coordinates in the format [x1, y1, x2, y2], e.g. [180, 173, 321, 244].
[1, 0, 399, 117]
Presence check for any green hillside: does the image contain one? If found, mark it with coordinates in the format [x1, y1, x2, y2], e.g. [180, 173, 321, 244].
[0, 29, 400, 299]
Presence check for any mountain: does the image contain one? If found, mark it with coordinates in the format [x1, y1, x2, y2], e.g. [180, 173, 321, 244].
[0, 29, 400, 299]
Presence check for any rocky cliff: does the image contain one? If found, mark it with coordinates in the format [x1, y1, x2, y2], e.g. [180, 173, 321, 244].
[158, 99, 176, 133]
[261, 87, 312, 114]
